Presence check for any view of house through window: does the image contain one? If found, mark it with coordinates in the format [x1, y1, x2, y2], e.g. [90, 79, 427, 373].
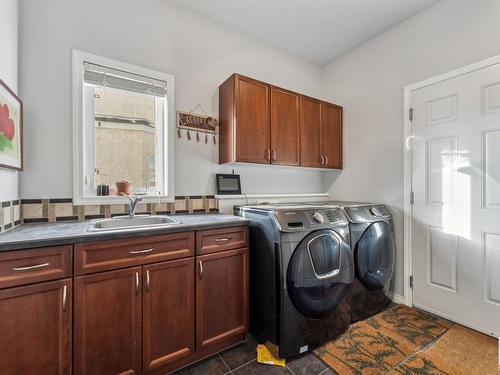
[93, 88, 157, 193]
[80, 59, 168, 199]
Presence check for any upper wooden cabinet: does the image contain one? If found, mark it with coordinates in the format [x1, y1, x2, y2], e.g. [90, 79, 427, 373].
[271, 86, 301, 166]
[321, 102, 343, 169]
[219, 74, 270, 164]
[219, 73, 343, 169]
[300, 96, 322, 167]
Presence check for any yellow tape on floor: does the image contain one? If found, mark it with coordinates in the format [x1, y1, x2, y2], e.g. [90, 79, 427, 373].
[256, 343, 286, 367]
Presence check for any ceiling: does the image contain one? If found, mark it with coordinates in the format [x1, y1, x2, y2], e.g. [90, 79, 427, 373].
[169, 0, 440, 66]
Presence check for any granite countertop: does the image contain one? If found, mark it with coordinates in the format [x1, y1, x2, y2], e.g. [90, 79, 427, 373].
[0, 214, 249, 252]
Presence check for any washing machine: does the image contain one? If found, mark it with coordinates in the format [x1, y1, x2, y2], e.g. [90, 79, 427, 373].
[328, 202, 396, 322]
[234, 203, 354, 358]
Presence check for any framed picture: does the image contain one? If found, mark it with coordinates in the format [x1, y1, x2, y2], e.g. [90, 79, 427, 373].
[0, 80, 23, 171]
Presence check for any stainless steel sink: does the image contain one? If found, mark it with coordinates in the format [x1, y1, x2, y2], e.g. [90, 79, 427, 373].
[87, 215, 182, 232]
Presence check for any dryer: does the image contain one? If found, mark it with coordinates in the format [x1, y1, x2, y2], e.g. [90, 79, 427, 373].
[234, 203, 354, 359]
[330, 202, 396, 322]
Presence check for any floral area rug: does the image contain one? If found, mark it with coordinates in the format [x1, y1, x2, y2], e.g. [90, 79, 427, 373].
[314, 304, 498, 374]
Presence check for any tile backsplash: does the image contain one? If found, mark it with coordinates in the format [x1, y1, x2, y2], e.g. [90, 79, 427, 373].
[20, 196, 218, 225]
[0, 200, 21, 233]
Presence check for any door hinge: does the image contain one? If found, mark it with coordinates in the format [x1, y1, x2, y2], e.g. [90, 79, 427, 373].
[409, 275, 414, 289]
[410, 191, 414, 205]
[409, 108, 413, 122]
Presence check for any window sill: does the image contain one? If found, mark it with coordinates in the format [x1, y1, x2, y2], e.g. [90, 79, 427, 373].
[73, 195, 174, 206]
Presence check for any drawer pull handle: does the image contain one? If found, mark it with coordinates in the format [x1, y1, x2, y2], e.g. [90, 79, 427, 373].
[215, 237, 232, 243]
[146, 270, 150, 292]
[199, 261, 203, 279]
[62, 285, 67, 312]
[11, 262, 50, 271]
[129, 248, 154, 255]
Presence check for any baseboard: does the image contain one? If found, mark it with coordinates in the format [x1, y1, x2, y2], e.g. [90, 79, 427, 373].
[387, 292, 405, 305]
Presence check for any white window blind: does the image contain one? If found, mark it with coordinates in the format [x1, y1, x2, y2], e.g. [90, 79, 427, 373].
[83, 62, 167, 97]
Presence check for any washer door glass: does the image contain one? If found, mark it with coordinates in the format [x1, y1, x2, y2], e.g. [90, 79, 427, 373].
[287, 230, 353, 319]
[355, 221, 395, 291]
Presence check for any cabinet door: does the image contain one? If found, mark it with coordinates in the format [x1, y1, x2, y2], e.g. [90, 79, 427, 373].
[75, 267, 142, 375]
[143, 258, 195, 373]
[0, 279, 71, 375]
[321, 102, 343, 169]
[196, 248, 248, 350]
[300, 96, 322, 167]
[271, 86, 301, 166]
[235, 75, 271, 163]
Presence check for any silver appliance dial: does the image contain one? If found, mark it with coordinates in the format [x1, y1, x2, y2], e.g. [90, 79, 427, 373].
[313, 212, 324, 223]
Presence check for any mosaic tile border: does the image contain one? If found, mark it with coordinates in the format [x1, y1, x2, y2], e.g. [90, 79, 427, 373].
[0, 200, 21, 233]
[21, 196, 219, 224]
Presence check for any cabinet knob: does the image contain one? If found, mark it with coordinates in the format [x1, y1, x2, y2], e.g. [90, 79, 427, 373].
[265, 148, 271, 161]
[320, 154, 325, 166]
[271, 149, 277, 162]
[324, 155, 329, 166]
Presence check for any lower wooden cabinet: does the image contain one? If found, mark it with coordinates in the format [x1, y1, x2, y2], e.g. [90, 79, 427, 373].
[196, 248, 249, 350]
[75, 267, 142, 375]
[143, 258, 195, 373]
[0, 279, 72, 375]
[1, 227, 248, 375]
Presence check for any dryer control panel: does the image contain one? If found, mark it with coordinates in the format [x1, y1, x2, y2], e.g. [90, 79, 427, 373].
[344, 205, 392, 223]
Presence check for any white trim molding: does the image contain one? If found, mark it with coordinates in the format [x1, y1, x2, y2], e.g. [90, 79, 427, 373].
[72, 49, 175, 205]
[387, 292, 405, 305]
[403, 53, 500, 309]
[215, 192, 329, 200]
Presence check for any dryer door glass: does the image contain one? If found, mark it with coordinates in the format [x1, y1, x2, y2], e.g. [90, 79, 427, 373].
[287, 230, 353, 319]
[308, 234, 341, 278]
[355, 221, 395, 291]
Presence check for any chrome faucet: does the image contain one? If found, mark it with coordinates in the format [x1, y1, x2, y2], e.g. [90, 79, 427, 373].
[121, 193, 143, 217]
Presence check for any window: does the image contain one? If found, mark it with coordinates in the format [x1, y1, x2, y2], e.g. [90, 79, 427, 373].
[72, 50, 174, 204]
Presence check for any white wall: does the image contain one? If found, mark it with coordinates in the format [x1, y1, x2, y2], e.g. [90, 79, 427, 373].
[322, 0, 500, 295]
[0, 0, 19, 202]
[18, 0, 325, 199]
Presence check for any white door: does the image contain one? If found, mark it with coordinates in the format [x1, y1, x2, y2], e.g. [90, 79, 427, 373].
[411, 62, 500, 337]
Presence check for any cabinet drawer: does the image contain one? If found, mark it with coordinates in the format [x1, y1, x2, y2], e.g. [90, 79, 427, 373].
[75, 232, 195, 275]
[196, 226, 248, 255]
[0, 245, 72, 289]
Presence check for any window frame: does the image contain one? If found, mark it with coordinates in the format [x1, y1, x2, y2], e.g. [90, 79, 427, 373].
[72, 49, 175, 205]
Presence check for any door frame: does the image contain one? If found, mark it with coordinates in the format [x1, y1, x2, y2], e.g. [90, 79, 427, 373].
[403, 53, 500, 308]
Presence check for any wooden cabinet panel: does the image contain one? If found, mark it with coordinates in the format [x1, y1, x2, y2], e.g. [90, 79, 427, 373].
[300, 96, 322, 167]
[196, 226, 248, 255]
[0, 245, 72, 289]
[74, 232, 194, 275]
[0, 279, 72, 375]
[75, 267, 142, 375]
[271, 86, 301, 166]
[143, 258, 195, 373]
[235, 75, 271, 163]
[321, 102, 343, 169]
[196, 248, 248, 350]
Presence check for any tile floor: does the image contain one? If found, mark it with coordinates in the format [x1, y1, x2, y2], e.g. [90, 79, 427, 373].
[171, 335, 337, 375]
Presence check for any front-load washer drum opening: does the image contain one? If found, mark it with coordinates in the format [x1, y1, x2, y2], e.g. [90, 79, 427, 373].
[287, 229, 354, 319]
[355, 221, 395, 292]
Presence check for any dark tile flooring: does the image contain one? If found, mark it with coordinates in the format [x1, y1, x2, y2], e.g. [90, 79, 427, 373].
[170, 335, 336, 375]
